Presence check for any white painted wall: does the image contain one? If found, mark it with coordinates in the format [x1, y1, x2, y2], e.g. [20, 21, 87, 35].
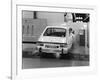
[37, 12, 64, 25]
[22, 11, 34, 18]
[22, 11, 64, 25]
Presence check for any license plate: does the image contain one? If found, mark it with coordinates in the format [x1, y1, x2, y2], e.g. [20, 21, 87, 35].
[45, 45, 58, 48]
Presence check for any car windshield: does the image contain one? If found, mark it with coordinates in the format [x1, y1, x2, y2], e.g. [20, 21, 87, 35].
[43, 28, 66, 37]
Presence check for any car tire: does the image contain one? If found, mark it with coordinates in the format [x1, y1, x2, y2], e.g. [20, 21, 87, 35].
[66, 52, 73, 59]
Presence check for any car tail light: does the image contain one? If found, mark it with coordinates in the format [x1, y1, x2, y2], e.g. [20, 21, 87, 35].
[37, 42, 44, 46]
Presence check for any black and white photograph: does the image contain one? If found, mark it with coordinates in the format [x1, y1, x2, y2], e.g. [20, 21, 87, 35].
[22, 10, 90, 69]
[10, 1, 97, 80]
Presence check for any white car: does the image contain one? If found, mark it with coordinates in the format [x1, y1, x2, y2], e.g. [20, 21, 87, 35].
[35, 26, 74, 58]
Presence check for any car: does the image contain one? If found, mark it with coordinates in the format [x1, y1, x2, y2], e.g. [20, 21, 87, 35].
[35, 26, 74, 58]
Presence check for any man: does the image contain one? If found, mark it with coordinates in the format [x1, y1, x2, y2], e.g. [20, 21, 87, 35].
[67, 28, 75, 50]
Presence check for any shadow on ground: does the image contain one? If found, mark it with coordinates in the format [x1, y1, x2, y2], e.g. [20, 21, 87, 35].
[22, 51, 89, 61]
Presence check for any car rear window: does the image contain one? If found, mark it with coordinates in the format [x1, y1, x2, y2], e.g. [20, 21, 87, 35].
[43, 28, 66, 37]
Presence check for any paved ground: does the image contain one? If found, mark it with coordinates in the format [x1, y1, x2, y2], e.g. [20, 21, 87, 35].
[22, 57, 89, 69]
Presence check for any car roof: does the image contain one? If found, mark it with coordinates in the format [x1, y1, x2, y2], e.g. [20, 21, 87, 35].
[46, 26, 69, 29]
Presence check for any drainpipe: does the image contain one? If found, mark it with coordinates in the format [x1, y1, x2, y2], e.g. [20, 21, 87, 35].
[33, 11, 37, 19]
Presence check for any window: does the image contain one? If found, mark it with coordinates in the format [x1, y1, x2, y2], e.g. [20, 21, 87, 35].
[43, 28, 66, 37]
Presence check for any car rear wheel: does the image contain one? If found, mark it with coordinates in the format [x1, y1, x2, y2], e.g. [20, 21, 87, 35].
[39, 48, 44, 58]
[66, 52, 73, 59]
[40, 52, 47, 58]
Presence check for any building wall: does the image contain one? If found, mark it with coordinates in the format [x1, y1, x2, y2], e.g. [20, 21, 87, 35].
[37, 11, 64, 26]
[22, 18, 47, 42]
[22, 11, 65, 25]
[22, 11, 34, 18]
